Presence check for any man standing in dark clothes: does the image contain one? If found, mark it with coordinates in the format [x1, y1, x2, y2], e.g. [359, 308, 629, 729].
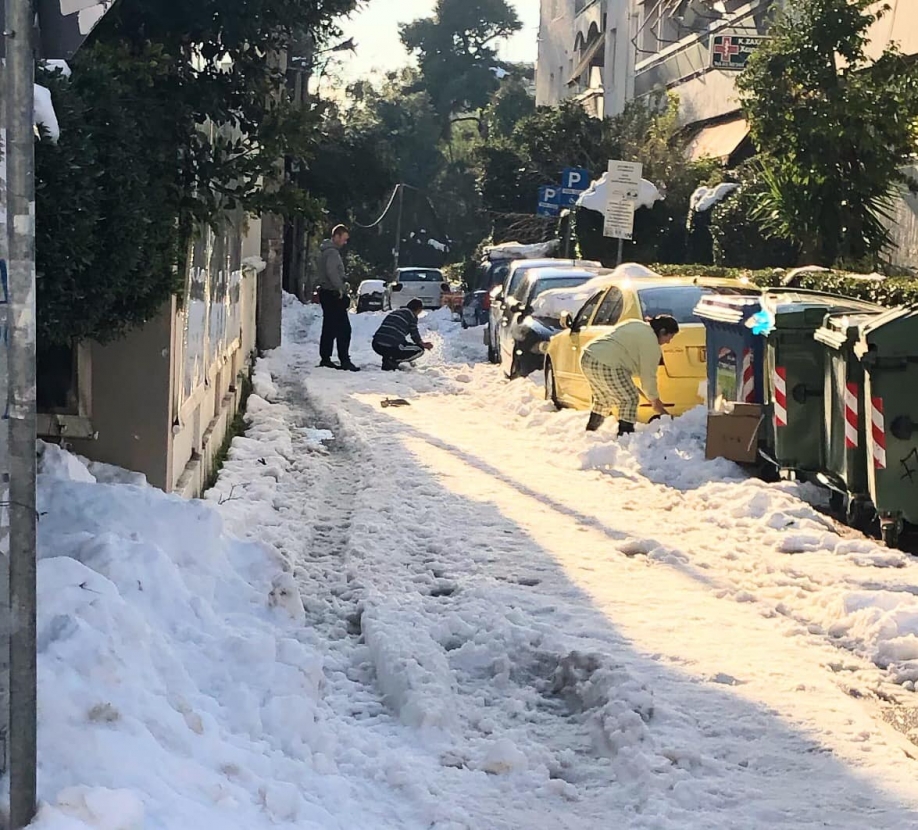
[372, 299, 433, 371]
[316, 224, 360, 371]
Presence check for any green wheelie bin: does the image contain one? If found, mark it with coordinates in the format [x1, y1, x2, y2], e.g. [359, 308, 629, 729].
[762, 294, 883, 477]
[856, 306, 918, 547]
[813, 311, 885, 529]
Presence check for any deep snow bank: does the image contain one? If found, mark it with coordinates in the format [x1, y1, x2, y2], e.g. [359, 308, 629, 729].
[29, 440, 359, 829]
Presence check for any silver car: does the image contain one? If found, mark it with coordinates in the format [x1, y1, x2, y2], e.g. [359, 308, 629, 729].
[485, 258, 600, 364]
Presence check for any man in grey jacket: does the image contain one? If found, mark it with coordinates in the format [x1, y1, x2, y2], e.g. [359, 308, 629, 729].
[316, 224, 360, 371]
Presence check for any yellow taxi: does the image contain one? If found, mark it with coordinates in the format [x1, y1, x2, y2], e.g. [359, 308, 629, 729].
[542, 276, 759, 422]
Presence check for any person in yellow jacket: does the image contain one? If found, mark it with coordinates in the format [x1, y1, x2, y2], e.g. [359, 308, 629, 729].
[580, 315, 680, 435]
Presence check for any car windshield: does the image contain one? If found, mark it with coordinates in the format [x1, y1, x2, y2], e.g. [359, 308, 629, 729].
[637, 286, 729, 324]
[508, 263, 565, 296]
[399, 270, 443, 283]
[528, 276, 592, 304]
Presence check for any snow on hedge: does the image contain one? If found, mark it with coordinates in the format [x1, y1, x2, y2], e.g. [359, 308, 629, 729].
[576, 174, 663, 213]
[690, 183, 740, 213]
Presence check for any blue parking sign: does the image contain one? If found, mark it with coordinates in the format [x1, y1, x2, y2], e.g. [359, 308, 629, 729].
[537, 185, 561, 217]
[561, 167, 591, 206]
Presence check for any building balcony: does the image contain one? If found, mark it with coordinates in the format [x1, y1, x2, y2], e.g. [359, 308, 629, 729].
[633, 0, 771, 105]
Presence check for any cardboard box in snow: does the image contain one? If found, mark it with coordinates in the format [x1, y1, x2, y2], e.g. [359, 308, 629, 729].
[705, 402, 763, 464]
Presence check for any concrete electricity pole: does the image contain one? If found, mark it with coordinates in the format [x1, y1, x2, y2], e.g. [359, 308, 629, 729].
[2, 0, 38, 822]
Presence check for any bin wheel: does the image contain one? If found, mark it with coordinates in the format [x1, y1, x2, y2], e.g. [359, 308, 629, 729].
[880, 518, 903, 549]
[846, 497, 874, 532]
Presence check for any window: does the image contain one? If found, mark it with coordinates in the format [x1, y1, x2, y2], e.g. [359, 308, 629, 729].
[592, 287, 625, 326]
[399, 270, 443, 283]
[574, 291, 604, 328]
[637, 286, 707, 324]
[491, 263, 510, 286]
[528, 276, 592, 304]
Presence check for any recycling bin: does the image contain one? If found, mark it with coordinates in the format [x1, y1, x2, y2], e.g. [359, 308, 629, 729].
[696, 289, 883, 475]
[765, 295, 882, 474]
[694, 292, 768, 409]
[813, 311, 884, 527]
[857, 306, 918, 547]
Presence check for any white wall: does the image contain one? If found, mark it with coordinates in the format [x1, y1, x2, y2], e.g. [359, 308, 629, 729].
[888, 166, 918, 271]
[536, 0, 576, 106]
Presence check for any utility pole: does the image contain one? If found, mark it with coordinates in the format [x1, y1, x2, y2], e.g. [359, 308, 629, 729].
[0, 47, 11, 782]
[4, 0, 38, 822]
[392, 183, 403, 276]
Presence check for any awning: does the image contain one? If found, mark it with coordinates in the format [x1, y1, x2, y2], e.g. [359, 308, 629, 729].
[686, 117, 750, 162]
[567, 35, 605, 86]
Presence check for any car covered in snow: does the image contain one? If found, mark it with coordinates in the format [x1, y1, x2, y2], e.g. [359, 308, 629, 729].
[542, 274, 761, 421]
[460, 290, 492, 328]
[498, 267, 600, 379]
[355, 279, 387, 313]
[486, 257, 600, 364]
[387, 267, 450, 310]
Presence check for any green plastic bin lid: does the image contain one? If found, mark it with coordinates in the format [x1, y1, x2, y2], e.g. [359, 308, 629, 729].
[814, 309, 885, 350]
[769, 294, 882, 330]
[858, 305, 918, 357]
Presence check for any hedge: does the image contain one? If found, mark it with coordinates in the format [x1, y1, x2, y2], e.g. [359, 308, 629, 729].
[648, 264, 918, 308]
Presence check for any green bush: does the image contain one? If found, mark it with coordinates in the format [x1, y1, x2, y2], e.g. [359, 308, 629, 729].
[647, 263, 918, 307]
[708, 170, 798, 269]
[36, 54, 185, 347]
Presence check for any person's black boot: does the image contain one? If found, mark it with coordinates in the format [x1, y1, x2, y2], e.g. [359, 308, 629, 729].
[339, 361, 361, 372]
[585, 412, 605, 432]
[381, 358, 396, 371]
[617, 419, 635, 436]
[319, 358, 338, 369]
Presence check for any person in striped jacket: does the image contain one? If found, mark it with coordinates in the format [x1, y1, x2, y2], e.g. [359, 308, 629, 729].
[372, 299, 434, 371]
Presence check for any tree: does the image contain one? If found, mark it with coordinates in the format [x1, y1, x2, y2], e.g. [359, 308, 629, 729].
[737, 0, 918, 266]
[35, 0, 358, 347]
[483, 74, 536, 139]
[400, 0, 521, 134]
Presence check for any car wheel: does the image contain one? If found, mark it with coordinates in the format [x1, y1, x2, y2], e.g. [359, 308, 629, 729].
[544, 360, 561, 410]
[488, 333, 500, 364]
[507, 348, 521, 380]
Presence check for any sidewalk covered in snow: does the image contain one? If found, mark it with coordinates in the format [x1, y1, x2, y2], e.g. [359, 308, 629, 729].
[26, 297, 918, 829]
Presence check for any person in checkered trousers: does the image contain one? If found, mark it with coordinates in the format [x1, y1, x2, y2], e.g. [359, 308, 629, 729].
[580, 315, 680, 435]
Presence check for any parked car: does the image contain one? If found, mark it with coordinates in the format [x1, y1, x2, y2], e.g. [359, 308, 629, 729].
[542, 276, 760, 421]
[498, 268, 599, 378]
[485, 258, 600, 364]
[460, 290, 491, 328]
[387, 267, 449, 310]
[355, 279, 387, 313]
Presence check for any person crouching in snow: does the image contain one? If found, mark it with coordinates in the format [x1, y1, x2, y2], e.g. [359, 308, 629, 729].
[580, 315, 679, 435]
[372, 299, 434, 371]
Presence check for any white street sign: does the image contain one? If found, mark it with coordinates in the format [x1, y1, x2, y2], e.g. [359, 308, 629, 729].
[603, 160, 643, 240]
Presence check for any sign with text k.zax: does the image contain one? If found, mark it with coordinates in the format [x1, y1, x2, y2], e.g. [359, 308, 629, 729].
[0, 0, 115, 59]
[603, 160, 642, 240]
[710, 34, 766, 71]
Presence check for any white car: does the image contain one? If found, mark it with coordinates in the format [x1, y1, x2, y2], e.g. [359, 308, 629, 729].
[387, 267, 449, 310]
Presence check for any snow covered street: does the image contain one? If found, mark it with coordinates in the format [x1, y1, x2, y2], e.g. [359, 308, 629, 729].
[30, 298, 918, 829]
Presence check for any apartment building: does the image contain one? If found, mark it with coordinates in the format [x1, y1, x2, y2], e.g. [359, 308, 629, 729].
[536, 0, 918, 264]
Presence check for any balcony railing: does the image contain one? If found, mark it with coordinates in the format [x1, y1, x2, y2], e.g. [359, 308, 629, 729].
[634, 0, 770, 98]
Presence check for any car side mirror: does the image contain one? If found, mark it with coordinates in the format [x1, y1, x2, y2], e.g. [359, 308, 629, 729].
[559, 311, 573, 330]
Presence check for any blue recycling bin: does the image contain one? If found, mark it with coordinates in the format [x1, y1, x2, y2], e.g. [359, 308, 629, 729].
[694, 292, 768, 409]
